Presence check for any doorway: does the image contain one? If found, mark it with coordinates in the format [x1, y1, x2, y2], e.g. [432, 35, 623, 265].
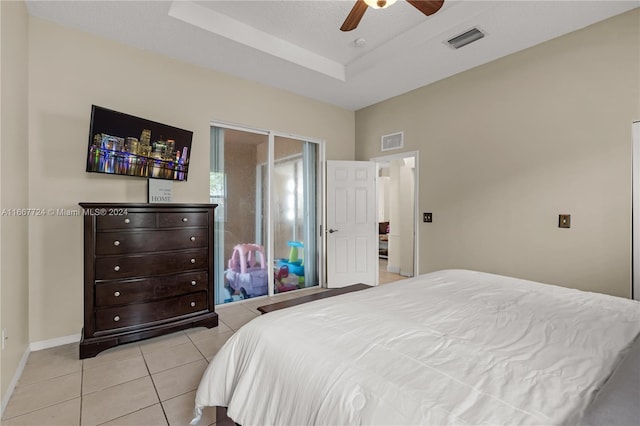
[372, 152, 418, 284]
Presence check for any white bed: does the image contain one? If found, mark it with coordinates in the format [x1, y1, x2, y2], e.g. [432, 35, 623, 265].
[192, 269, 640, 425]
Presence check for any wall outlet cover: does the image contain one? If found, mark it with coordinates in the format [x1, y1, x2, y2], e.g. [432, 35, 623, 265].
[423, 212, 433, 223]
[559, 214, 571, 228]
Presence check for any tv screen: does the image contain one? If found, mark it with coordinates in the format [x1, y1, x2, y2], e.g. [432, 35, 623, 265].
[86, 105, 193, 181]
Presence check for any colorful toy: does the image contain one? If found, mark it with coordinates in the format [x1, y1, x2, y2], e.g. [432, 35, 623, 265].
[274, 265, 299, 293]
[225, 243, 268, 298]
[278, 241, 305, 277]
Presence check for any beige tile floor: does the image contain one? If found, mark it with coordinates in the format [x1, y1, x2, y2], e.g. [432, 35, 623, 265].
[379, 258, 408, 285]
[2, 272, 405, 426]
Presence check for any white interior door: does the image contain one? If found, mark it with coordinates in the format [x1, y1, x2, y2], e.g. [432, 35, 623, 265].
[633, 121, 640, 300]
[326, 160, 377, 288]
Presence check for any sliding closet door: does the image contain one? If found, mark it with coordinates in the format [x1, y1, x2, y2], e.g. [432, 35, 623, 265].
[211, 126, 269, 304]
[211, 126, 321, 305]
[271, 135, 319, 293]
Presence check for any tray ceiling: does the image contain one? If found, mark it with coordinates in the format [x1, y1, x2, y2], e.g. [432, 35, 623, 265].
[26, 1, 638, 110]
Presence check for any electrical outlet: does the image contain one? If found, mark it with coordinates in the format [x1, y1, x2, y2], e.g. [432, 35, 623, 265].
[1, 329, 6, 350]
[558, 214, 571, 228]
[423, 212, 432, 223]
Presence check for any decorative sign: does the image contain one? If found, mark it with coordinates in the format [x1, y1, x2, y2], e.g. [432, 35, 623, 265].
[148, 178, 173, 203]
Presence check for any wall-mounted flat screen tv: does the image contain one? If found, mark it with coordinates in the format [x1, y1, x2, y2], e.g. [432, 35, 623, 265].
[86, 105, 193, 181]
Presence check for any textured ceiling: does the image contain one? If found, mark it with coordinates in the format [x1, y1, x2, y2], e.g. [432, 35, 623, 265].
[25, 1, 639, 110]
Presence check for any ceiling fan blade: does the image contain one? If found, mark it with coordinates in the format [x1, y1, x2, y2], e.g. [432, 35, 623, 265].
[340, 0, 369, 32]
[406, 0, 445, 17]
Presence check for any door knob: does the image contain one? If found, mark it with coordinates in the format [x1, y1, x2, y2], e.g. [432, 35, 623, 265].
[327, 229, 339, 233]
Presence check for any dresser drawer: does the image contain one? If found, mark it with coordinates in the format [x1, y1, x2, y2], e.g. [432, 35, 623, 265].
[97, 213, 156, 230]
[95, 249, 208, 280]
[96, 228, 208, 255]
[95, 271, 208, 307]
[158, 212, 208, 228]
[95, 291, 207, 331]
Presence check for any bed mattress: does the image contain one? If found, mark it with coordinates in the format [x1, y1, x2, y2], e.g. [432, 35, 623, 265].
[193, 269, 640, 425]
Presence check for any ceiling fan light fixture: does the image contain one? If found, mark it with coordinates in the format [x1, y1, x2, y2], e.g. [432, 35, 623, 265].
[364, 0, 398, 10]
[341, 0, 443, 32]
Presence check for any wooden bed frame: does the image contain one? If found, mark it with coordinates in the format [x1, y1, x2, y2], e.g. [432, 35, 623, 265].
[216, 406, 237, 426]
[256, 283, 371, 314]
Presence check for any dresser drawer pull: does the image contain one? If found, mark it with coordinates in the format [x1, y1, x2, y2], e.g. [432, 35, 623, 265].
[190, 258, 196, 264]
[114, 265, 120, 272]
[114, 291, 120, 297]
[190, 236, 196, 241]
[124, 218, 130, 224]
[113, 315, 120, 322]
[191, 280, 197, 286]
[182, 217, 188, 223]
[113, 240, 120, 246]
[190, 302, 196, 307]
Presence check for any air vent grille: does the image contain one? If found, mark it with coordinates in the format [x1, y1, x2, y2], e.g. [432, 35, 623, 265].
[381, 132, 403, 151]
[447, 28, 485, 49]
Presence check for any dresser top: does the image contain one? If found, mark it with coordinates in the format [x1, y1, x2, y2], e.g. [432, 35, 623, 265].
[79, 203, 217, 209]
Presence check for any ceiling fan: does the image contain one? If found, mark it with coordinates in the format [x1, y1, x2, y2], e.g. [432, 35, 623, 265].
[341, 0, 445, 32]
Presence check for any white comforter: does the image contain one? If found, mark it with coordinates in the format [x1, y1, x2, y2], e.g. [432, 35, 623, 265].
[193, 270, 640, 425]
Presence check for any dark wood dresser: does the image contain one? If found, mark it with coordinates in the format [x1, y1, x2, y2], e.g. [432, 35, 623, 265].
[79, 203, 218, 359]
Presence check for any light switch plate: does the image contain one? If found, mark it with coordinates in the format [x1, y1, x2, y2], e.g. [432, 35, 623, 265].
[558, 214, 571, 228]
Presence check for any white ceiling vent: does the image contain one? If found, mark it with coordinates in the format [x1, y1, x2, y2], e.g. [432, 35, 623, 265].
[381, 132, 404, 151]
[447, 27, 485, 49]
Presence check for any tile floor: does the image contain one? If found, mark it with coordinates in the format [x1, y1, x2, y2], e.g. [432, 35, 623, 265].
[2, 272, 406, 426]
[379, 258, 408, 285]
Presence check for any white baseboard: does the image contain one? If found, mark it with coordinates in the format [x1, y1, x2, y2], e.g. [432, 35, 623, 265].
[386, 265, 400, 274]
[1, 346, 29, 417]
[29, 333, 81, 352]
[1, 334, 80, 417]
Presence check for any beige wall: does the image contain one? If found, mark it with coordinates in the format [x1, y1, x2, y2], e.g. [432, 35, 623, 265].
[356, 9, 640, 297]
[1, 0, 30, 407]
[27, 17, 355, 342]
